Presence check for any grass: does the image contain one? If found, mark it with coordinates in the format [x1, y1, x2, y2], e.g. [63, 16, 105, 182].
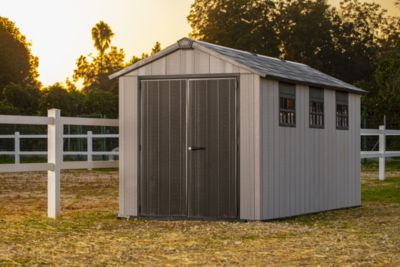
[362, 176, 400, 203]
[0, 170, 399, 265]
[362, 158, 400, 172]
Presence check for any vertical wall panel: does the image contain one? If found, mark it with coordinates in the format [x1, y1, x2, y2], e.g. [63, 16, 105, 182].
[151, 57, 166, 75]
[239, 74, 261, 220]
[119, 76, 139, 217]
[166, 50, 181, 75]
[253, 77, 262, 220]
[194, 50, 210, 73]
[210, 56, 225, 73]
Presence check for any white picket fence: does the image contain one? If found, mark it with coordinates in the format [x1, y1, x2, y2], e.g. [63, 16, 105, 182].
[361, 125, 400, 181]
[0, 109, 118, 218]
[0, 131, 118, 163]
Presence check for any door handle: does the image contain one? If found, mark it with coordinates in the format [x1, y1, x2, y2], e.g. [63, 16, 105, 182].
[188, 146, 206, 151]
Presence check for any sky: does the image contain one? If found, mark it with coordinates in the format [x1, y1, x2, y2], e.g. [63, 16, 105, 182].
[0, 0, 397, 87]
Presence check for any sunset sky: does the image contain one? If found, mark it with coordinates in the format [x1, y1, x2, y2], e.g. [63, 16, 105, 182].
[0, 0, 397, 86]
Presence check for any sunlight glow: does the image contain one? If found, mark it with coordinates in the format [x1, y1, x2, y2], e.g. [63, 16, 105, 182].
[0, 0, 193, 86]
[0, 0, 396, 86]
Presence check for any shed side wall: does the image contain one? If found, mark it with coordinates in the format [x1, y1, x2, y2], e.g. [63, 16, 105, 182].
[119, 48, 261, 220]
[261, 79, 361, 220]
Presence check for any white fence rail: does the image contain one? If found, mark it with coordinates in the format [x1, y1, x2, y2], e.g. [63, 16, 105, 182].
[361, 125, 400, 181]
[0, 132, 118, 163]
[0, 109, 118, 218]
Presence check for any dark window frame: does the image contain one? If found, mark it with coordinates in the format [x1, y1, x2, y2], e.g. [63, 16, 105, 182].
[279, 82, 296, 127]
[309, 87, 324, 129]
[336, 91, 349, 130]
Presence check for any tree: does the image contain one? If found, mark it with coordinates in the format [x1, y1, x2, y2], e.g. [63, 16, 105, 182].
[0, 17, 39, 89]
[151, 41, 162, 55]
[334, 0, 400, 83]
[0, 101, 17, 115]
[84, 89, 118, 118]
[361, 43, 400, 127]
[127, 41, 162, 65]
[187, 0, 400, 84]
[73, 21, 125, 93]
[274, 0, 341, 76]
[1, 83, 40, 115]
[92, 21, 114, 75]
[39, 84, 85, 116]
[188, 0, 280, 57]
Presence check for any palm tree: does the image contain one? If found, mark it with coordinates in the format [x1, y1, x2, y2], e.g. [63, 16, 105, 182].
[91, 21, 114, 75]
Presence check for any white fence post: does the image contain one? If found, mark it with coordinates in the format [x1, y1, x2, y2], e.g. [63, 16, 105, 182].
[87, 131, 93, 170]
[379, 125, 386, 181]
[14, 132, 20, 164]
[48, 109, 62, 218]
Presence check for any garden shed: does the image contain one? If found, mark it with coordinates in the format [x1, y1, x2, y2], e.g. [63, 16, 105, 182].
[110, 37, 366, 220]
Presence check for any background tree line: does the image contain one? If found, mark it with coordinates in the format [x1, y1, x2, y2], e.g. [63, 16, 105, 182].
[0, 19, 161, 119]
[0, 0, 399, 127]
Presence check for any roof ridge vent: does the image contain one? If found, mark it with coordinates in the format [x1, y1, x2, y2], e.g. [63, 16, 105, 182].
[177, 37, 194, 49]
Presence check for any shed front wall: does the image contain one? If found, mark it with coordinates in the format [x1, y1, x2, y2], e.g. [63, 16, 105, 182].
[118, 48, 262, 220]
[261, 79, 361, 220]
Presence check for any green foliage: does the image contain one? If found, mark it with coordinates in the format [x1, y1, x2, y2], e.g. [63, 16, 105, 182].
[1, 83, 40, 115]
[0, 17, 40, 88]
[275, 0, 341, 77]
[39, 83, 85, 116]
[188, 0, 400, 84]
[188, 0, 280, 57]
[84, 89, 118, 118]
[0, 101, 17, 115]
[361, 44, 400, 127]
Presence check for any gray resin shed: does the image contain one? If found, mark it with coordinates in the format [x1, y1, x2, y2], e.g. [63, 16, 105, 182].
[110, 37, 365, 220]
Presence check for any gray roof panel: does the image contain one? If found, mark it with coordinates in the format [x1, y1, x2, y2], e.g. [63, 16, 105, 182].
[195, 40, 366, 94]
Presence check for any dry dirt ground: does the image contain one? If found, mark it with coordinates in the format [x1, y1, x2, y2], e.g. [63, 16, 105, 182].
[0, 170, 399, 266]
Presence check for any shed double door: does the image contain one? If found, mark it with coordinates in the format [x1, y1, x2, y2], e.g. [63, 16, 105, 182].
[140, 78, 238, 219]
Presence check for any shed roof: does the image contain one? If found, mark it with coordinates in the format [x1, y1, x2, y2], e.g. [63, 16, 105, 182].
[110, 38, 366, 94]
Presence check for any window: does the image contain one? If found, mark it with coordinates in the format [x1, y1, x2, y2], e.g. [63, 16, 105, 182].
[309, 87, 324, 128]
[336, 91, 349, 130]
[279, 83, 296, 127]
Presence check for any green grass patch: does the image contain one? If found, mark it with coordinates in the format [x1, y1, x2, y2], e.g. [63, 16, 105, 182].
[362, 158, 400, 172]
[362, 177, 400, 203]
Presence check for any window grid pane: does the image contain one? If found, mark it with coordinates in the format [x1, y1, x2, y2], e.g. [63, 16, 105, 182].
[279, 82, 296, 127]
[309, 87, 324, 128]
[336, 91, 349, 130]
